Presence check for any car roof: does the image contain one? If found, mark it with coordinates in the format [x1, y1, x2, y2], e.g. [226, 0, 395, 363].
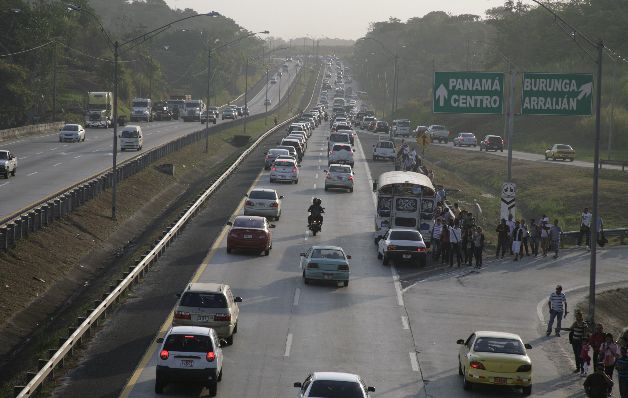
[169, 325, 213, 337]
[388, 228, 421, 233]
[312, 372, 360, 382]
[186, 282, 225, 294]
[234, 215, 266, 221]
[250, 188, 277, 193]
[473, 331, 523, 340]
[310, 245, 344, 251]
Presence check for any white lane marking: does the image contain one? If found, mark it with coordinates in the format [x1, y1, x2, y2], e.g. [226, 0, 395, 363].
[50, 147, 57, 151]
[401, 316, 409, 330]
[317, 165, 321, 170]
[284, 333, 293, 357]
[409, 352, 419, 372]
[315, 173, 318, 179]
[74, 155, 81, 159]
[0, 182, 9, 188]
[313, 183, 316, 189]
[318, 158, 321, 163]
[53, 162, 63, 167]
[35, 152, 43, 155]
[391, 266, 404, 306]
[27, 172, 38, 176]
[293, 288, 301, 306]
[21, 156, 29, 159]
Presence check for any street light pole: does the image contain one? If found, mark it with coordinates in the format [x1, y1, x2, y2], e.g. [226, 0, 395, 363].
[112, 41, 119, 219]
[205, 47, 211, 153]
[243, 57, 249, 135]
[265, 67, 269, 125]
[507, 62, 515, 182]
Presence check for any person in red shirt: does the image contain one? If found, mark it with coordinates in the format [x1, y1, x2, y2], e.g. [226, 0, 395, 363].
[590, 324, 606, 367]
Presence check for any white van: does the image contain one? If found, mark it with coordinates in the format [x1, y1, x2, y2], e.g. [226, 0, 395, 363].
[119, 125, 143, 151]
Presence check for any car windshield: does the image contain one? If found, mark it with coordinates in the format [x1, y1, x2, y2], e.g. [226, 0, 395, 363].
[164, 334, 213, 352]
[311, 249, 345, 259]
[390, 231, 422, 241]
[398, 121, 410, 127]
[233, 218, 264, 228]
[121, 130, 139, 138]
[269, 149, 289, 156]
[308, 380, 364, 398]
[487, 136, 502, 142]
[329, 165, 351, 173]
[274, 161, 294, 167]
[461, 133, 475, 137]
[132, 101, 148, 108]
[330, 134, 349, 143]
[557, 144, 573, 150]
[379, 142, 393, 148]
[333, 145, 351, 152]
[63, 125, 78, 131]
[180, 292, 227, 308]
[473, 337, 525, 355]
[0, 152, 7, 160]
[249, 190, 277, 200]
[430, 125, 445, 130]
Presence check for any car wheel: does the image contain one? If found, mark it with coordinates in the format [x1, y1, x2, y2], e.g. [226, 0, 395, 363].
[382, 254, 390, 266]
[303, 271, 309, 284]
[294, 179, 298, 184]
[545, 155, 548, 160]
[270, 178, 275, 183]
[155, 377, 165, 394]
[500, 149, 504, 152]
[121, 148, 125, 152]
[343, 280, 349, 287]
[458, 361, 463, 375]
[324, 186, 328, 191]
[233, 323, 238, 334]
[207, 382, 218, 397]
[11, 168, 15, 176]
[377, 251, 383, 259]
[349, 188, 353, 193]
[264, 248, 270, 256]
[227, 247, 232, 253]
[462, 371, 472, 391]
[522, 385, 532, 395]
[226, 334, 234, 345]
[570, 158, 574, 162]
[552, 155, 556, 161]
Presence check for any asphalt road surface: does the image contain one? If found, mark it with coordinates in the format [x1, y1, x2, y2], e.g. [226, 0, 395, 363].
[0, 62, 298, 220]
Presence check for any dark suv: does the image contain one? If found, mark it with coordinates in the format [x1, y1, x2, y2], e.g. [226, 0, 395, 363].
[479, 135, 504, 152]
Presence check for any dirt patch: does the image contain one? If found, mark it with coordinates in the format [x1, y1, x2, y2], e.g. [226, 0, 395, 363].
[577, 288, 628, 341]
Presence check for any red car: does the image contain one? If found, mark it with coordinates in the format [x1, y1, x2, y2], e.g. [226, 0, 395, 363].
[226, 216, 275, 255]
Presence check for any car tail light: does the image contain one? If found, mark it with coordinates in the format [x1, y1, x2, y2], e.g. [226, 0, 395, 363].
[348, 175, 353, 181]
[258, 233, 267, 239]
[271, 166, 276, 171]
[338, 264, 349, 271]
[214, 314, 231, 322]
[292, 167, 297, 173]
[206, 351, 216, 362]
[470, 361, 485, 370]
[174, 311, 191, 320]
[160, 349, 169, 360]
[416, 247, 426, 252]
[326, 174, 331, 179]
[270, 202, 279, 208]
[307, 262, 319, 269]
[245, 200, 254, 206]
[517, 364, 532, 372]
[387, 245, 397, 251]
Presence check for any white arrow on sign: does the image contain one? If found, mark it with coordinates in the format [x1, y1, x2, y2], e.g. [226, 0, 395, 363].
[577, 82, 592, 100]
[435, 84, 448, 106]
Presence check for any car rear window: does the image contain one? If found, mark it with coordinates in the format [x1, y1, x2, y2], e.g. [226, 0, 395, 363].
[330, 134, 349, 143]
[487, 136, 502, 142]
[333, 144, 351, 152]
[63, 125, 78, 131]
[311, 249, 345, 259]
[390, 231, 422, 241]
[461, 133, 475, 137]
[473, 337, 525, 355]
[398, 121, 410, 127]
[269, 149, 289, 156]
[233, 218, 264, 228]
[309, 380, 363, 398]
[274, 161, 294, 167]
[430, 125, 445, 130]
[0, 152, 7, 160]
[336, 125, 351, 131]
[379, 142, 393, 148]
[557, 145, 573, 150]
[164, 334, 213, 352]
[329, 165, 351, 173]
[249, 190, 277, 200]
[180, 292, 227, 308]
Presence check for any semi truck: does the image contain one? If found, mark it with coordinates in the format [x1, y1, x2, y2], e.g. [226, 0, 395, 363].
[182, 99, 205, 122]
[130, 98, 154, 122]
[167, 94, 191, 120]
[84, 92, 113, 128]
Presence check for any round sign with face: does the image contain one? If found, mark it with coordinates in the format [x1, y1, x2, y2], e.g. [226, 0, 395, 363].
[502, 182, 516, 199]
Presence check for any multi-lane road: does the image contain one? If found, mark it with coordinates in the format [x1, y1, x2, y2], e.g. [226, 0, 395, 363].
[50, 110, 628, 397]
[0, 62, 299, 220]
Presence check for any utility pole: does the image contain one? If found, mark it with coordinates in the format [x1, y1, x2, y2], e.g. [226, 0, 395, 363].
[51, 42, 57, 122]
[205, 47, 211, 153]
[507, 62, 515, 181]
[265, 67, 269, 125]
[243, 57, 249, 135]
[112, 41, 119, 220]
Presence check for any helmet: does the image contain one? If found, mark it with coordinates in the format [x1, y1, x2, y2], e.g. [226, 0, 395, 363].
[315, 198, 322, 205]
[312, 197, 318, 205]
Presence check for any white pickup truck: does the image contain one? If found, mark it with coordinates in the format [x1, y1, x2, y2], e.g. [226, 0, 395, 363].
[0, 150, 17, 178]
[427, 124, 451, 143]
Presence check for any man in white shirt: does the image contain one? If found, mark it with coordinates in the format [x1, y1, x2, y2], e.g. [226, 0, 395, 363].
[432, 218, 443, 261]
[506, 214, 516, 255]
[578, 207, 592, 248]
[547, 284, 567, 336]
[449, 221, 462, 267]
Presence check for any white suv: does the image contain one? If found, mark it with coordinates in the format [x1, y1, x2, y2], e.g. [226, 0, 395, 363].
[328, 143, 354, 167]
[372, 140, 396, 160]
[155, 326, 225, 396]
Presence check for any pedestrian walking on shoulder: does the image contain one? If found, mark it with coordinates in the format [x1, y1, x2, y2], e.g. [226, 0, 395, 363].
[616, 346, 628, 398]
[601, 333, 621, 380]
[506, 214, 516, 255]
[549, 220, 562, 259]
[432, 218, 443, 261]
[547, 284, 567, 337]
[590, 324, 605, 367]
[578, 207, 593, 248]
[520, 219, 530, 256]
[540, 220, 551, 257]
[584, 364, 614, 398]
[449, 220, 463, 267]
[581, 337, 592, 376]
[512, 220, 523, 261]
[472, 226, 485, 268]
[440, 223, 450, 265]
[496, 219, 509, 259]
[567, 310, 588, 374]
[462, 227, 473, 266]
[529, 219, 540, 256]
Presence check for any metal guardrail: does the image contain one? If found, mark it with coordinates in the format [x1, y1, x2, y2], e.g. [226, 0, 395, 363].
[562, 228, 628, 245]
[13, 63, 322, 398]
[600, 159, 628, 171]
[0, 68, 305, 250]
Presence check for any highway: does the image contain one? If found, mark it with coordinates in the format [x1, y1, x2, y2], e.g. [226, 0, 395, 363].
[49, 105, 628, 397]
[0, 62, 299, 221]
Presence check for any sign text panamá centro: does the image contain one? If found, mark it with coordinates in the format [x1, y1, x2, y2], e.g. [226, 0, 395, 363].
[433, 72, 504, 114]
[521, 73, 593, 116]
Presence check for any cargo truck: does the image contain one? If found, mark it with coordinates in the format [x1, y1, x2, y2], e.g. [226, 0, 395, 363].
[84, 92, 113, 128]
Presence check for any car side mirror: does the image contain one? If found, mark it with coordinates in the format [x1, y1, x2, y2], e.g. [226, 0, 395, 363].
[372, 182, 378, 192]
[244, 193, 249, 197]
[293, 382, 302, 388]
[346, 255, 352, 259]
[353, 149, 356, 152]
[367, 387, 375, 392]
[524, 343, 532, 349]
[323, 169, 328, 173]
[219, 339, 228, 348]
[176, 293, 181, 298]
[269, 224, 276, 228]
[299, 252, 306, 257]
[226, 221, 233, 226]
[456, 339, 465, 344]
[156, 337, 164, 344]
[279, 195, 284, 199]
[234, 296, 243, 303]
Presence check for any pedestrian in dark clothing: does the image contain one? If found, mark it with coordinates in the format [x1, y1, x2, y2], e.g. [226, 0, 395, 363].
[472, 227, 484, 268]
[590, 324, 605, 367]
[601, 333, 621, 380]
[568, 310, 588, 374]
[440, 225, 450, 265]
[462, 227, 473, 266]
[550, 219, 562, 259]
[584, 364, 614, 398]
[496, 219, 509, 259]
[616, 347, 628, 398]
[520, 219, 530, 256]
[529, 219, 540, 256]
[512, 220, 523, 261]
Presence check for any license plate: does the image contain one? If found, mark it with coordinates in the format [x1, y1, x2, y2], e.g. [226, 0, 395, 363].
[494, 377, 507, 385]
[197, 315, 210, 322]
[403, 254, 412, 259]
[180, 359, 194, 367]
[244, 234, 252, 239]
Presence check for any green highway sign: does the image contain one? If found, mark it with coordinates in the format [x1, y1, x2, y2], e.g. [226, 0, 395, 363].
[521, 73, 593, 116]
[433, 72, 504, 114]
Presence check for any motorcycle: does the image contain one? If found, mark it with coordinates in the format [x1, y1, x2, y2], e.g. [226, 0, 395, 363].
[309, 218, 322, 236]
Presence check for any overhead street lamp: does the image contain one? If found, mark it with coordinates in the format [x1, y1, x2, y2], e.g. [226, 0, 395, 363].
[203, 30, 269, 152]
[68, 3, 220, 220]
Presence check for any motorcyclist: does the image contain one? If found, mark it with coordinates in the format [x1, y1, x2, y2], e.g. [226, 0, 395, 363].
[308, 198, 325, 227]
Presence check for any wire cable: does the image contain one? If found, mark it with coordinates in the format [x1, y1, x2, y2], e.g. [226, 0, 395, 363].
[0, 40, 54, 57]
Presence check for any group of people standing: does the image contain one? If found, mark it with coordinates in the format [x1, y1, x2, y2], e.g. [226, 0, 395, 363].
[496, 214, 563, 260]
[431, 202, 485, 268]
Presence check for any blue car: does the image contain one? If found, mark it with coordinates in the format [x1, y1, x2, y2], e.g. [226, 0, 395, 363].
[300, 245, 351, 286]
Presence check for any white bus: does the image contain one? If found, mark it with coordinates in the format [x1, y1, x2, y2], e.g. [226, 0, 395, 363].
[373, 171, 436, 246]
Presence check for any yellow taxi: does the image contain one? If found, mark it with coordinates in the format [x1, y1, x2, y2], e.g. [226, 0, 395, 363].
[457, 331, 532, 395]
[545, 143, 575, 161]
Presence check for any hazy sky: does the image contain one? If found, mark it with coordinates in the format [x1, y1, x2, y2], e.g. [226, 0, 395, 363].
[165, 0, 508, 40]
